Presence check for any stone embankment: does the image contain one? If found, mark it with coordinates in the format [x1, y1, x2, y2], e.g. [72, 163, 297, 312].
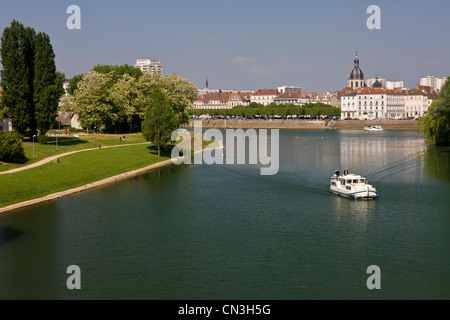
[193, 119, 419, 130]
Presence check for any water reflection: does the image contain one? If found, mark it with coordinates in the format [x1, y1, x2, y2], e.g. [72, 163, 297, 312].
[424, 145, 450, 182]
[332, 195, 376, 227]
[338, 131, 426, 183]
[0, 225, 23, 246]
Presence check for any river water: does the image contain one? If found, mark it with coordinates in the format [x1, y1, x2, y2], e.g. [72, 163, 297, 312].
[0, 129, 449, 299]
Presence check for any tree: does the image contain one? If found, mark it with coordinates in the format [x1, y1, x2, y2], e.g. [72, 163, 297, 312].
[142, 88, 179, 157]
[55, 71, 66, 98]
[59, 94, 74, 114]
[0, 20, 36, 137]
[71, 71, 114, 130]
[67, 74, 84, 95]
[138, 73, 197, 125]
[93, 64, 143, 82]
[0, 131, 25, 163]
[34, 32, 59, 143]
[417, 78, 450, 145]
[110, 74, 142, 133]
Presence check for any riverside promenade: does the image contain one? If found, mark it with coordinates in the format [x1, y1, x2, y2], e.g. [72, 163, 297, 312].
[196, 119, 419, 130]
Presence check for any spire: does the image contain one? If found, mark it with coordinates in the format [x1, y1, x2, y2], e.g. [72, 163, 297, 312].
[354, 51, 359, 68]
[205, 75, 209, 89]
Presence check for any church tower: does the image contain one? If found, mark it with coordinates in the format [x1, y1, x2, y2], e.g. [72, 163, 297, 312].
[348, 52, 365, 89]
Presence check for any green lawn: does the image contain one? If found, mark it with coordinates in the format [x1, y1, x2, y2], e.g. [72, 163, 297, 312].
[0, 133, 148, 172]
[0, 144, 170, 208]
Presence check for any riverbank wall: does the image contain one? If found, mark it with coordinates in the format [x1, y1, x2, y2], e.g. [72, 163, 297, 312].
[192, 119, 419, 130]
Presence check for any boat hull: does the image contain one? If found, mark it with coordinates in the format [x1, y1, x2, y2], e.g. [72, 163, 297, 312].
[329, 189, 379, 199]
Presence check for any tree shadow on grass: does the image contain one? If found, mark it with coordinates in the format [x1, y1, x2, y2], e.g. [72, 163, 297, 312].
[45, 136, 89, 147]
[0, 225, 23, 246]
[146, 144, 174, 157]
[22, 136, 88, 147]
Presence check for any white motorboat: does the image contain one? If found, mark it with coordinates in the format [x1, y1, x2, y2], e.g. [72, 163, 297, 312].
[330, 174, 379, 199]
[364, 125, 383, 131]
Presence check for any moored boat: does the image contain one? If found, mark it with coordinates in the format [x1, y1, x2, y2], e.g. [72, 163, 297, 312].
[364, 125, 383, 131]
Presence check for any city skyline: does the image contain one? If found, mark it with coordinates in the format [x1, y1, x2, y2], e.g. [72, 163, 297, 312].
[0, 0, 449, 92]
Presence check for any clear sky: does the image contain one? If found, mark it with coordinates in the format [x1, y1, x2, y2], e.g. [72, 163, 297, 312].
[1, 0, 449, 92]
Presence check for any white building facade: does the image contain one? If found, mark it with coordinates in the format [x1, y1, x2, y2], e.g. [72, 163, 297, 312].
[341, 89, 405, 119]
[277, 85, 302, 94]
[250, 89, 278, 106]
[404, 90, 428, 118]
[134, 58, 163, 76]
[420, 76, 448, 92]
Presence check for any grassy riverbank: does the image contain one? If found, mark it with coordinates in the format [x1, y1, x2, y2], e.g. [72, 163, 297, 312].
[0, 133, 148, 172]
[0, 132, 218, 209]
[0, 144, 171, 208]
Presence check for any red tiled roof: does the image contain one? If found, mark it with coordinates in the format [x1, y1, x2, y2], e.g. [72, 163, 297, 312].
[252, 89, 278, 96]
[274, 92, 302, 100]
[202, 92, 231, 101]
[358, 88, 404, 95]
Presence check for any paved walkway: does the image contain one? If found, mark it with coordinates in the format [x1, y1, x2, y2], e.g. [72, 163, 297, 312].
[0, 142, 152, 175]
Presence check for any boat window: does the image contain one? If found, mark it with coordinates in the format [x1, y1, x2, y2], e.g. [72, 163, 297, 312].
[353, 179, 359, 184]
[331, 182, 336, 186]
[360, 179, 365, 183]
[341, 179, 345, 185]
[346, 180, 351, 185]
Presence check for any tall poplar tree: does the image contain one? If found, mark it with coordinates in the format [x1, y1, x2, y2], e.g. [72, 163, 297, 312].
[0, 20, 36, 137]
[33, 32, 58, 143]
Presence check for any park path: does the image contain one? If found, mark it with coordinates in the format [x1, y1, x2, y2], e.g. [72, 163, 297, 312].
[0, 142, 152, 175]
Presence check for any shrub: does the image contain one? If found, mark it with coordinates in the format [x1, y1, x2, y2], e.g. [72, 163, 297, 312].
[0, 131, 25, 163]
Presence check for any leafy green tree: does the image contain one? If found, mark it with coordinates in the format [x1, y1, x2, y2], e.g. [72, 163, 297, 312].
[110, 74, 142, 133]
[33, 32, 59, 143]
[67, 74, 84, 95]
[417, 78, 450, 145]
[93, 64, 143, 83]
[55, 71, 66, 98]
[71, 71, 114, 130]
[142, 87, 178, 157]
[138, 73, 197, 125]
[0, 131, 25, 163]
[0, 20, 36, 137]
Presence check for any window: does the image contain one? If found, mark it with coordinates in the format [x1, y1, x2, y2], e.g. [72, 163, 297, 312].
[353, 179, 359, 184]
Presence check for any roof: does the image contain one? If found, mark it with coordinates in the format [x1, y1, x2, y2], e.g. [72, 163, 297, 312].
[201, 92, 231, 101]
[403, 89, 427, 96]
[252, 89, 278, 96]
[357, 88, 404, 95]
[274, 92, 302, 100]
[227, 92, 251, 101]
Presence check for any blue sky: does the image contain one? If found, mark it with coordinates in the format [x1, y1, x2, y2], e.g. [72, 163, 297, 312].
[1, 0, 449, 92]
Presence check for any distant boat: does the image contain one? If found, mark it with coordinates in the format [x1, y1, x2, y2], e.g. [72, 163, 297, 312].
[364, 125, 383, 131]
[330, 173, 379, 199]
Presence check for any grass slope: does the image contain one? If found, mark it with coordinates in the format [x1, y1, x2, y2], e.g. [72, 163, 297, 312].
[0, 133, 147, 172]
[0, 144, 169, 208]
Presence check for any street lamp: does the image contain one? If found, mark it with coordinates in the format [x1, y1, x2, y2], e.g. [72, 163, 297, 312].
[33, 134, 36, 159]
[56, 130, 59, 151]
[94, 126, 96, 144]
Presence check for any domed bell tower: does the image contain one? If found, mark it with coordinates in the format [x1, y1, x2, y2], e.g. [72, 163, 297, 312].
[348, 52, 365, 89]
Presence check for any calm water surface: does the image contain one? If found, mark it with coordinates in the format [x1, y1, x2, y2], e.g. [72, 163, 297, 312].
[0, 129, 449, 299]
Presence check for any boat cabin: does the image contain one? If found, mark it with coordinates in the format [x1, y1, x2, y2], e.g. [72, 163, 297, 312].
[331, 174, 367, 189]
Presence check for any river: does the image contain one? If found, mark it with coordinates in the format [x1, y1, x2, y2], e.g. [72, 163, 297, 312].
[0, 129, 449, 299]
